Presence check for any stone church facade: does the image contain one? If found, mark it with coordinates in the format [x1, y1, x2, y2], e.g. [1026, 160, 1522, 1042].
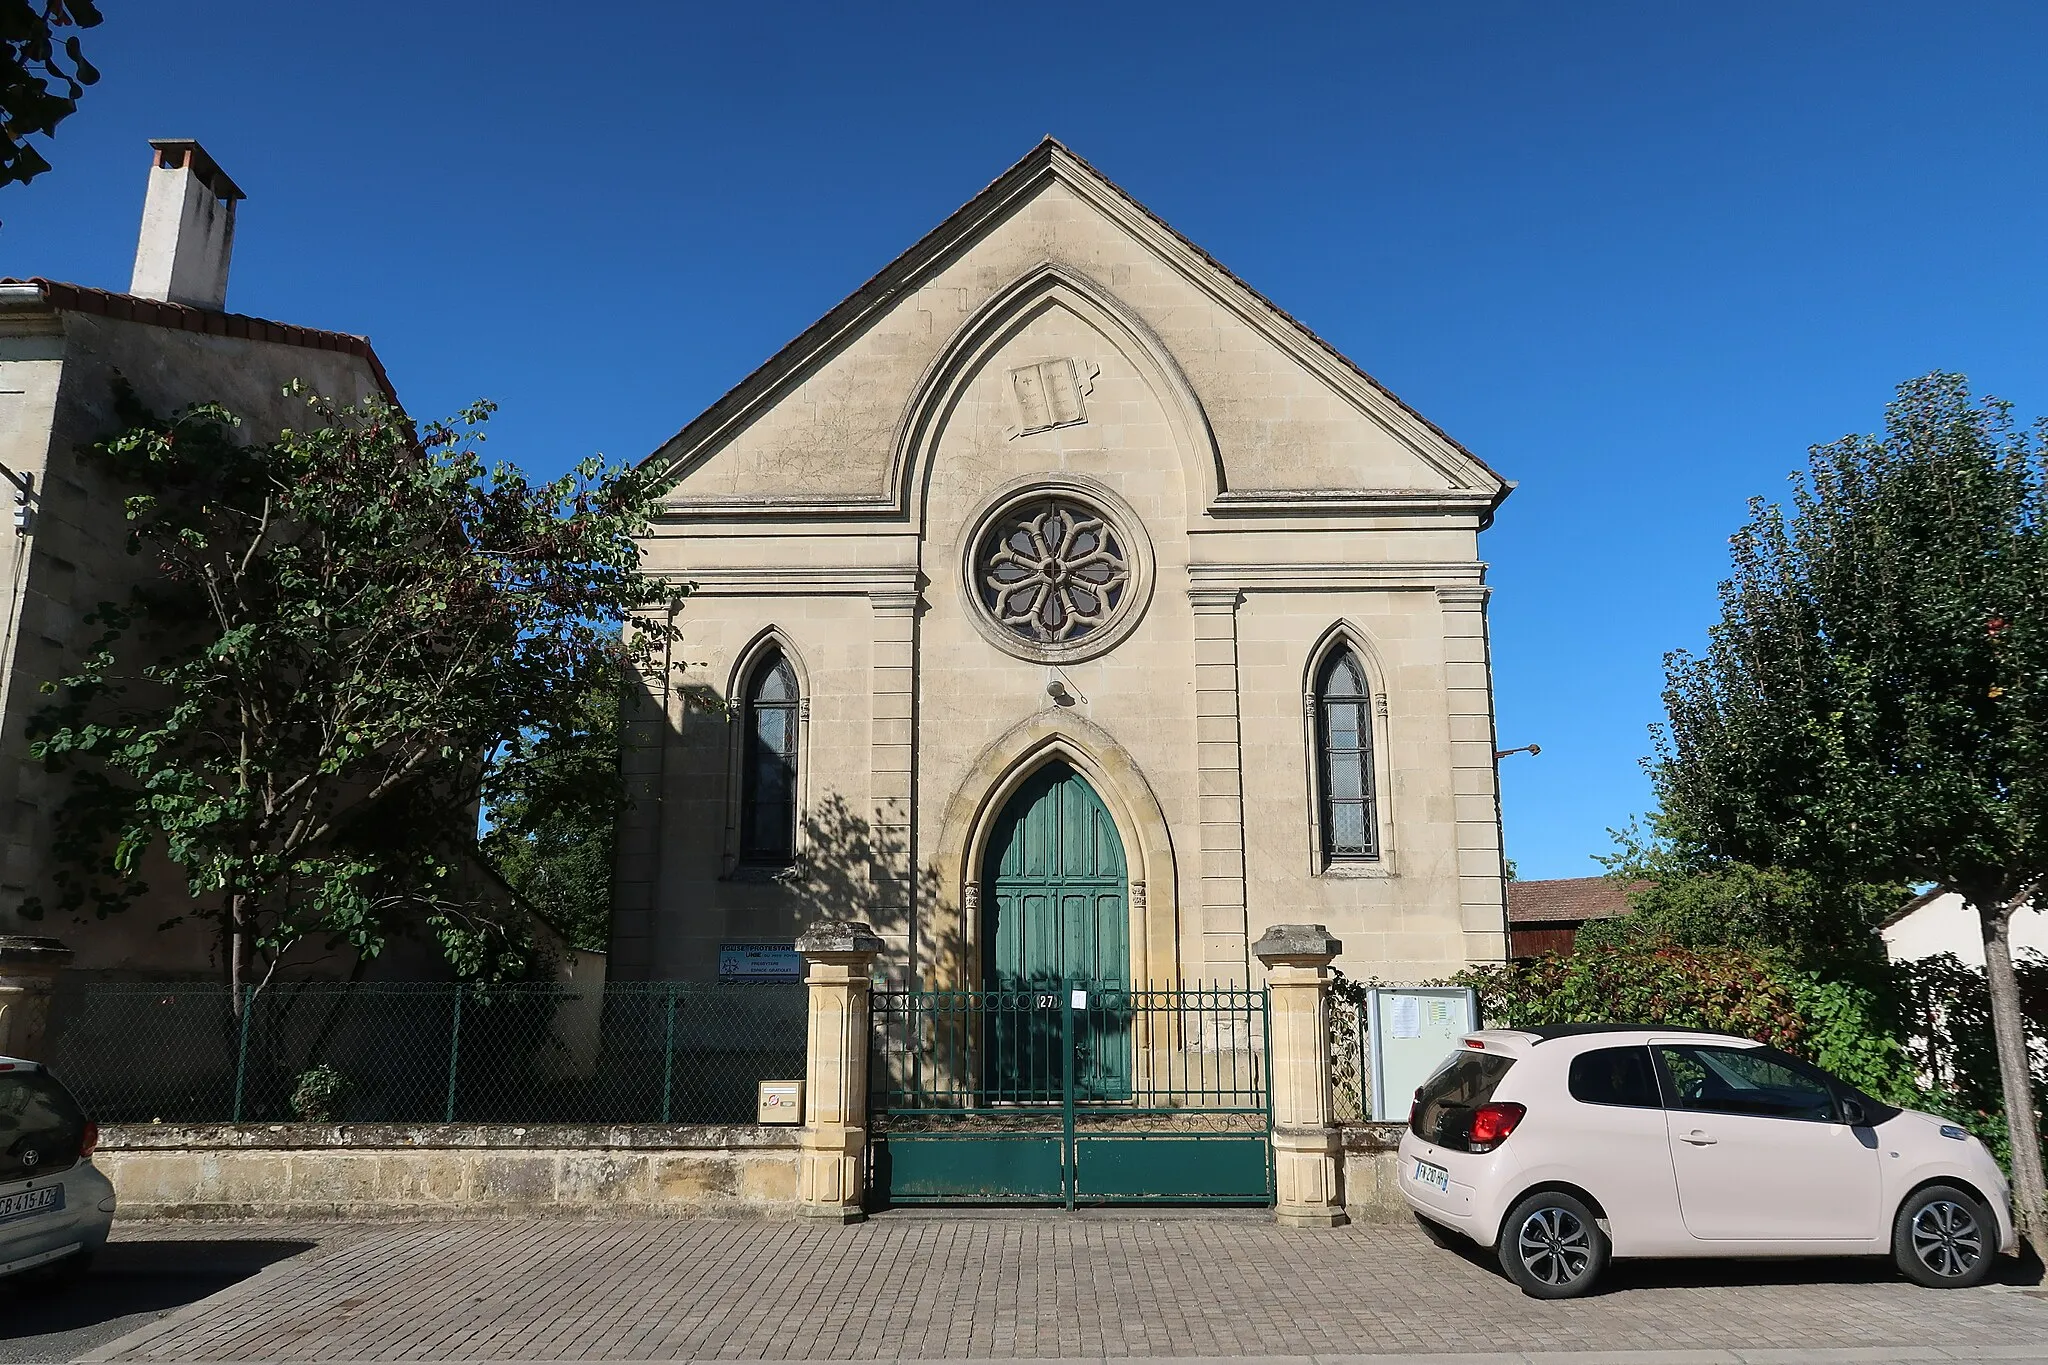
[610, 141, 1511, 991]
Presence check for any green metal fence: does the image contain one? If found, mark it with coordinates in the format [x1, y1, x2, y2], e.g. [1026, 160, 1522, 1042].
[45, 981, 806, 1125]
[869, 983, 1272, 1206]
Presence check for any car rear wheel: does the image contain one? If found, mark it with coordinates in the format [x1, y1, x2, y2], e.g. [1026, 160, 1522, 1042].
[1498, 1190, 1609, 1298]
[1894, 1185, 1994, 1288]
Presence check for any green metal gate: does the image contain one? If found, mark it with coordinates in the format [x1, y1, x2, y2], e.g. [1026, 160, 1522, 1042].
[868, 982, 1272, 1208]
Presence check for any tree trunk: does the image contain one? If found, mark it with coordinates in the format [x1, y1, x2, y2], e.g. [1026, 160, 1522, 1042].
[1979, 890, 2047, 1263]
[228, 887, 249, 1019]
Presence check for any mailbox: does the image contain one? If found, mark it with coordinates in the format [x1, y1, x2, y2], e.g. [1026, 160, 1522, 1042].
[757, 1080, 804, 1125]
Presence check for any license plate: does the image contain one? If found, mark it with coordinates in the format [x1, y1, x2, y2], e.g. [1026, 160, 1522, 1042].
[1412, 1158, 1449, 1192]
[0, 1184, 63, 1226]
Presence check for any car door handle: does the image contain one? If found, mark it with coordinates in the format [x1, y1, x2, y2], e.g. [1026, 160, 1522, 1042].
[1680, 1130, 1717, 1146]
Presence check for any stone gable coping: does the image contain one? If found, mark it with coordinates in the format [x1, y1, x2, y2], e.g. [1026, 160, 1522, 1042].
[643, 138, 1510, 514]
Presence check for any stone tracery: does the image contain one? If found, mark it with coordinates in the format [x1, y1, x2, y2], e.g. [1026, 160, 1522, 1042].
[977, 497, 1131, 644]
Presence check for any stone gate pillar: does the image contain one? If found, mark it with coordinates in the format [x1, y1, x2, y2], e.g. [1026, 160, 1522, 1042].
[1254, 923, 1347, 1228]
[0, 937, 73, 1061]
[796, 920, 884, 1223]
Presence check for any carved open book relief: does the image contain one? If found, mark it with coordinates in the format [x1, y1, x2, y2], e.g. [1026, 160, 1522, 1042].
[1006, 358, 1098, 437]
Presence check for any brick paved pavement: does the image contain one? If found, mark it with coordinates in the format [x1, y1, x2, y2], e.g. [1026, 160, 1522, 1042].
[79, 1214, 2048, 1362]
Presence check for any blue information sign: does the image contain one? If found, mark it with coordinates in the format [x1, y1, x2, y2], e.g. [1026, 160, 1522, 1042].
[718, 941, 802, 982]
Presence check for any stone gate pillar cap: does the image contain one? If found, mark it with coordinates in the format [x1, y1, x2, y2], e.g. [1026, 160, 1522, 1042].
[795, 920, 885, 958]
[0, 936, 73, 968]
[1253, 924, 1341, 965]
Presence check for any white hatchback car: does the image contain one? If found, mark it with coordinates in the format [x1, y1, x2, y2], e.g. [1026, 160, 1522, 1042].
[1399, 1026, 2015, 1298]
[0, 1057, 114, 1282]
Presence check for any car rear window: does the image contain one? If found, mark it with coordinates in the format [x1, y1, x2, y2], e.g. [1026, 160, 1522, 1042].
[0, 1070, 90, 1183]
[1568, 1046, 1662, 1108]
[1409, 1050, 1515, 1149]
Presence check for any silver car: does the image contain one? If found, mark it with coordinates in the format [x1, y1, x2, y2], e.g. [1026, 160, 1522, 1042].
[0, 1056, 114, 1281]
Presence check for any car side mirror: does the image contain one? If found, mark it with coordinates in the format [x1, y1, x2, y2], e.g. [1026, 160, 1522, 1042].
[1840, 1097, 1868, 1127]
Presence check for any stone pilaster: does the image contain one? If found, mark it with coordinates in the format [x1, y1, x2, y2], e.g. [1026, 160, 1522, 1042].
[608, 604, 679, 980]
[868, 588, 920, 979]
[1435, 585, 1507, 963]
[0, 936, 71, 1061]
[1254, 923, 1346, 1228]
[1189, 587, 1249, 982]
[796, 920, 884, 1222]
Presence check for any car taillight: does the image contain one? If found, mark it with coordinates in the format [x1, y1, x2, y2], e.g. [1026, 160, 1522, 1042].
[1466, 1102, 1525, 1152]
[80, 1120, 98, 1158]
[1409, 1098, 1421, 1129]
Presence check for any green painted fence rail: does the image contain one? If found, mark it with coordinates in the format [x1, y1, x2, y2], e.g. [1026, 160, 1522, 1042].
[45, 981, 805, 1126]
[873, 984, 1270, 1114]
[868, 983, 1273, 1207]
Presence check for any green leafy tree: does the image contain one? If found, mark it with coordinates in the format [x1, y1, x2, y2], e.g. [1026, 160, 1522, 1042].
[1, 1, 100, 187]
[1655, 371, 2048, 1256]
[1453, 945, 1921, 1105]
[26, 387, 676, 995]
[481, 679, 623, 953]
[1580, 810, 1904, 971]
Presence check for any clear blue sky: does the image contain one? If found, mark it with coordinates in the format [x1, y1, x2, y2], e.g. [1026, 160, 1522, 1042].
[5, 2, 2044, 879]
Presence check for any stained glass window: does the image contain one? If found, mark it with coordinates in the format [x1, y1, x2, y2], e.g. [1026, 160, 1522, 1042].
[1316, 646, 1378, 861]
[741, 650, 799, 863]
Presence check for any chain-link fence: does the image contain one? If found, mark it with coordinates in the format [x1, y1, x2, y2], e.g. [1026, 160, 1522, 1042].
[1330, 995, 1372, 1123]
[44, 981, 807, 1125]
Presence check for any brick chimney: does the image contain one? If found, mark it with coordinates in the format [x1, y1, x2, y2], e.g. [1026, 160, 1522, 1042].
[129, 139, 244, 311]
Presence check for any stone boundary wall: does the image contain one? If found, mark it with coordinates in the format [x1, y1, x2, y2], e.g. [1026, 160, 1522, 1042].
[98, 1122, 1407, 1222]
[98, 1123, 801, 1219]
[1338, 1122, 1410, 1223]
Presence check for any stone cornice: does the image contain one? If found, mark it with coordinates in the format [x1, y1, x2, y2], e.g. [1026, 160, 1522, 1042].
[1186, 586, 1244, 613]
[1206, 488, 1499, 518]
[660, 567, 921, 598]
[1188, 562, 1485, 592]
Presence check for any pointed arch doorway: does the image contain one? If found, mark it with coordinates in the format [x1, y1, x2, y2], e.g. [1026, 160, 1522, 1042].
[981, 760, 1129, 992]
[981, 760, 1131, 1099]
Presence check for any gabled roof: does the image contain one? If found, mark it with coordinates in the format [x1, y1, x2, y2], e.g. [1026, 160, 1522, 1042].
[0, 277, 395, 399]
[1507, 877, 1645, 925]
[1880, 886, 1949, 931]
[645, 138, 1508, 508]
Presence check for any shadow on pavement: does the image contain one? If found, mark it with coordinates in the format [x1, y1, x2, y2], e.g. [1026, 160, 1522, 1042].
[1419, 1215, 2045, 1295]
[0, 1239, 313, 1364]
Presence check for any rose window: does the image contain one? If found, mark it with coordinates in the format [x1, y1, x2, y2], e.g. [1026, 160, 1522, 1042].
[976, 498, 1131, 645]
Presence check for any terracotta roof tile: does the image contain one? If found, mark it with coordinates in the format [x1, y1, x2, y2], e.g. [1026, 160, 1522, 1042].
[1506, 877, 1645, 925]
[1, 277, 395, 399]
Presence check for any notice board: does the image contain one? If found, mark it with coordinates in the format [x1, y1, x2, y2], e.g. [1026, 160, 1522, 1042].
[718, 941, 802, 982]
[1367, 986, 1480, 1121]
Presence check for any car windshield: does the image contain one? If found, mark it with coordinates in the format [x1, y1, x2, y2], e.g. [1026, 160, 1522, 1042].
[0, 1069, 90, 1183]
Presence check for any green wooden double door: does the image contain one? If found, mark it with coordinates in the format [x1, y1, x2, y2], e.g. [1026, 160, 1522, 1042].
[981, 761, 1130, 1099]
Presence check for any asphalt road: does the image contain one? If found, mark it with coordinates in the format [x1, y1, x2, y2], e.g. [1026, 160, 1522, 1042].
[0, 1235, 312, 1364]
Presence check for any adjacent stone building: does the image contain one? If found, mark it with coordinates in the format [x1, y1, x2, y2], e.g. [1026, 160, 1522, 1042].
[0, 140, 393, 976]
[613, 140, 1513, 991]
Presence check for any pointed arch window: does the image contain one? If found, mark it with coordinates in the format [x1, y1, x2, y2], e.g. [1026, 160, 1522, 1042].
[741, 650, 800, 864]
[1315, 646, 1379, 861]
